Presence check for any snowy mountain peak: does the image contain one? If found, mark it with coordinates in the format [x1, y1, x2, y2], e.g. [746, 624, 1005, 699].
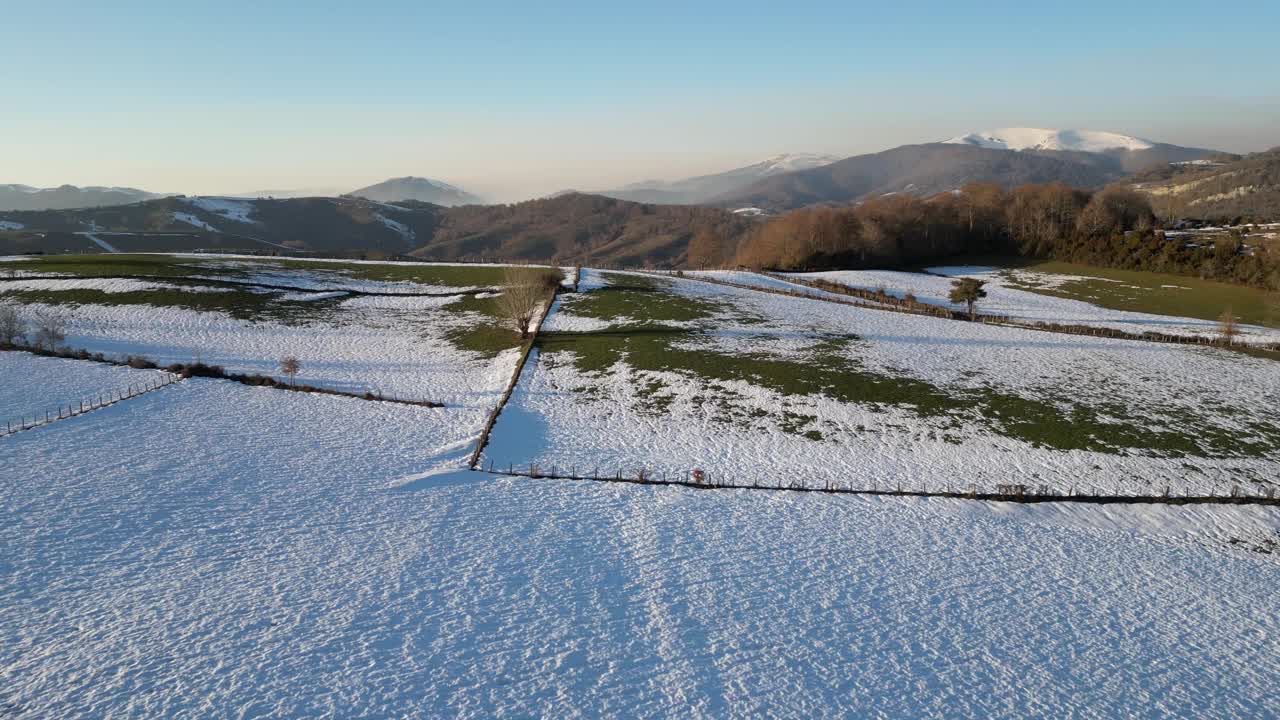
[943, 128, 1155, 153]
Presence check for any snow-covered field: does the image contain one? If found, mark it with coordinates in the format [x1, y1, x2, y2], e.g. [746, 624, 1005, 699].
[23, 290, 515, 406]
[5, 259, 1280, 717]
[781, 266, 1280, 344]
[2, 378, 1278, 718]
[0, 259, 521, 407]
[485, 271, 1280, 495]
[691, 269, 856, 302]
[0, 351, 169, 422]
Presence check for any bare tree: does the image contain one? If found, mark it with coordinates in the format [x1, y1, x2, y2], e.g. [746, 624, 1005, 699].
[32, 308, 67, 350]
[1219, 307, 1239, 344]
[0, 302, 25, 347]
[948, 278, 988, 320]
[497, 266, 558, 340]
[280, 355, 302, 386]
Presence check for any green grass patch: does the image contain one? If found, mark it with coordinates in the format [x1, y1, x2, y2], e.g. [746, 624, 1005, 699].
[0, 254, 230, 279]
[563, 273, 728, 324]
[539, 275, 1280, 456]
[1005, 261, 1280, 329]
[0, 253, 511, 289]
[0, 283, 350, 325]
[266, 259, 508, 288]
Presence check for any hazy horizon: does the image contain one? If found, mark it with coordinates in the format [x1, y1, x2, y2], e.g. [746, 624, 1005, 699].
[6, 1, 1278, 202]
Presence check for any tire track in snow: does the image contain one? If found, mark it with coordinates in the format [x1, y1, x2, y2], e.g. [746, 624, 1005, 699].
[616, 494, 729, 716]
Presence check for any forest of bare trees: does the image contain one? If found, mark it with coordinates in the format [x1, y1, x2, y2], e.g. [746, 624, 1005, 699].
[724, 182, 1280, 291]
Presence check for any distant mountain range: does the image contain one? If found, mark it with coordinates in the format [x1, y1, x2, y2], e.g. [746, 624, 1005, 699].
[711, 130, 1225, 211]
[0, 193, 756, 267]
[0, 130, 1244, 219]
[596, 153, 843, 205]
[0, 184, 169, 211]
[347, 177, 483, 206]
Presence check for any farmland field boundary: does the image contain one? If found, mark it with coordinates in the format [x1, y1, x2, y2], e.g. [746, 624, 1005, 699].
[478, 462, 1280, 508]
[467, 284, 563, 468]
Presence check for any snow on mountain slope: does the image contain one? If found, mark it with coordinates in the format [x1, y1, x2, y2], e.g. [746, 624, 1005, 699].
[171, 212, 217, 231]
[741, 152, 843, 175]
[945, 128, 1155, 153]
[180, 196, 259, 224]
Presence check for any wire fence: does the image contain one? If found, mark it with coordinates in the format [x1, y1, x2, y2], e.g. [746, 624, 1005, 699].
[1, 372, 181, 438]
[480, 461, 1280, 507]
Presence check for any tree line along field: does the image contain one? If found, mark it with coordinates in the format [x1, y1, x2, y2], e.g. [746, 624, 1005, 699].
[4, 253, 1280, 718]
[718, 183, 1280, 293]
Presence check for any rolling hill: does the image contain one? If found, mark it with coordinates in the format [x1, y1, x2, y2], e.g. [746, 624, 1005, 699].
[0, 193, 757, 266]
[348, 177, 483, 206]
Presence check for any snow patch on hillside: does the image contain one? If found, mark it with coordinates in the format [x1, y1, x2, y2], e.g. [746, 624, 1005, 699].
[754, 153, 843, 174]
[376, 213, 416, 242]
[181, 197, 258, 224]
[171, 212, 218, 232]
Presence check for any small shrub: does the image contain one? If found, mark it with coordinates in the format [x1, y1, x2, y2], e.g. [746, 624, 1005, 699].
[168, 362, 226, 379]
[280, 355, 302, 386]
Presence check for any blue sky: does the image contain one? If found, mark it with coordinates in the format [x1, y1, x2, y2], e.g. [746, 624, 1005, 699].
[4, 0, 1278, 199]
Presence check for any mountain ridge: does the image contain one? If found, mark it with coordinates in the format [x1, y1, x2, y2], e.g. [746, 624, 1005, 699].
[597, 153, 843, 205]
[944, 127, 1155, 152]
[347, 176, 484, 206]
[0, 184, 170, 212]
[711, 139, 1225, 212]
